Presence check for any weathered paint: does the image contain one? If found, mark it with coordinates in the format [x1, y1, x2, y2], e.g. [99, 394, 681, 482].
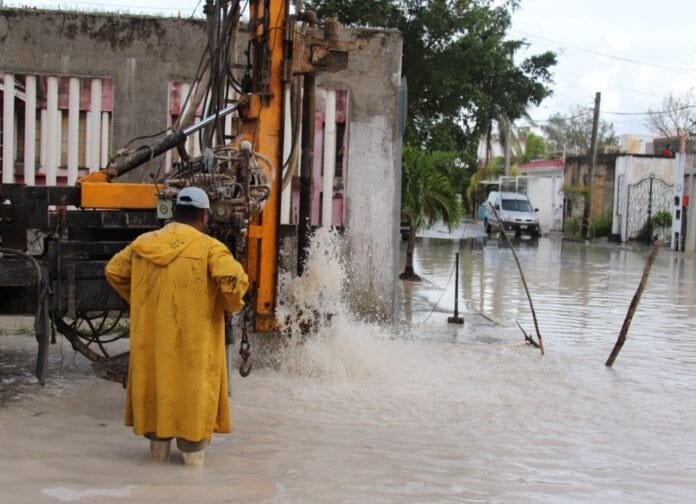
[0, 9, 404, 321]
[0, 8, 207, 182]
[318, 28, 403, 318]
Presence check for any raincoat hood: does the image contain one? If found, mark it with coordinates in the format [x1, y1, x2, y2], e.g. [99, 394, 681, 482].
[132, 222, 205, 267]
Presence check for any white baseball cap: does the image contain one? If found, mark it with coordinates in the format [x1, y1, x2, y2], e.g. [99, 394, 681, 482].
[176, 187, 210, 209]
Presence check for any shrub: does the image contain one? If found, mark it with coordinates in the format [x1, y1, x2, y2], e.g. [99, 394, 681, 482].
[650, 210, 672, 228]
[564, 216, 581, 240]
[637, 210, 673, 242]
[591, 210, 612, 238]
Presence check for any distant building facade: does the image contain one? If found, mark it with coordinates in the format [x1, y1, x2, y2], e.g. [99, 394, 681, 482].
[518, 159, 565, 232]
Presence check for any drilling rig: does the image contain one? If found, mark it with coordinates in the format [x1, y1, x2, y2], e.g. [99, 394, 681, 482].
[0, 0, 359, 384]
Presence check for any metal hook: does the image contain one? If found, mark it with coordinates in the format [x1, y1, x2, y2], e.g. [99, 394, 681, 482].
[239, 362, 253, 377]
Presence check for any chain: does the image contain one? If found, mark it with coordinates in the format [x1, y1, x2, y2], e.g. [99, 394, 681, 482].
[238, 307, 252, 377]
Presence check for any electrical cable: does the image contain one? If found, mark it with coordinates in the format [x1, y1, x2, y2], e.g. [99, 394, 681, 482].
[420, 258, 457, 325]
[511, 29, 696, 76]
[601, 105, 696, 116]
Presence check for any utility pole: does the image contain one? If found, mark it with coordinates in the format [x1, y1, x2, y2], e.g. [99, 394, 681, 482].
[504, 118, 511, 177]
[585, 92, 601, 239]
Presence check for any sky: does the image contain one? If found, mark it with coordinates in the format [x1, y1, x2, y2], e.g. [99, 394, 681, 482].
[510, 0, 696, 136]
[5, 0, 696, 137]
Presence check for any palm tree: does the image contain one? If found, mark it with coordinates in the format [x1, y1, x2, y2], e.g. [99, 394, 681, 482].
[400, 146, 463, 281]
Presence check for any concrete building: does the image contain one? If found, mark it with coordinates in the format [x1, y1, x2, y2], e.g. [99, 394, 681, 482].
[562, 152, 696, 250]
[518, 159, 565, 232]
[620, 134, 656, 155]
[672, 153, 696, 252]
[563, 154, 618, 226]
[0, 8, 404, 319]
[612, 155, 677, 242]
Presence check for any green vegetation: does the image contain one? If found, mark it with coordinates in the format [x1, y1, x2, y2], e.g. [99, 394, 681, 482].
[590, 210, 612, 238]
[564, 216, 582, 240]
[561, 183, 590, 200]
[400, 146, 463, 280]
[522, 132, 550, 163]
[308, 0, 557, 212]
[638, 210, 673, 242]
[650, 210, 673, 229]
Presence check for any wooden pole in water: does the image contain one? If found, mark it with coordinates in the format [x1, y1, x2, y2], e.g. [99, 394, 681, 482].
[605, 241, 663, 367]
[448, 252, 464, 324]
[489, 203, 544, 355]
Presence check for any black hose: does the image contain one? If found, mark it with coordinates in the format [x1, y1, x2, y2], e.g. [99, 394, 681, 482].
[0, 247, 51, 384]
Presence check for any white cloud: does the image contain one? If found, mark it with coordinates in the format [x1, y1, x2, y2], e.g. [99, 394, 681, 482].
[606, 30, 632, 52]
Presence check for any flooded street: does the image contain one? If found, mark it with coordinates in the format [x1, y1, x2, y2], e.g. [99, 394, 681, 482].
[2, 231, 696, 502]
[396, 234, 696, 502]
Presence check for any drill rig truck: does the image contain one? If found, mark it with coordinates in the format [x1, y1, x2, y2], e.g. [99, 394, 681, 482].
[0, 0, 360, 385]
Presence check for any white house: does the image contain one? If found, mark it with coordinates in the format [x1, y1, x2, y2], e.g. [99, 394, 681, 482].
[517, 159, 565, 232]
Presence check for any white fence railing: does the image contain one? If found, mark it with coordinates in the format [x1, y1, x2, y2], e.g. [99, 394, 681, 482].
[1, 73, 113, 186]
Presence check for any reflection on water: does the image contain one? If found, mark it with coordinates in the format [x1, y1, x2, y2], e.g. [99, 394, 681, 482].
[406, 236, 696, 355]
[4, 232, 696, 502]
[232, 234, 696, 502]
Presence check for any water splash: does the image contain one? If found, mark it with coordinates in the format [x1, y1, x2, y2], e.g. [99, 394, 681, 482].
[272, 227, 402, 382]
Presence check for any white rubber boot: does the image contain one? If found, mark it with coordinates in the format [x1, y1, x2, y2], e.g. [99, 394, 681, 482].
[182, 450, 205, 467]
[150, 440, 171, 462]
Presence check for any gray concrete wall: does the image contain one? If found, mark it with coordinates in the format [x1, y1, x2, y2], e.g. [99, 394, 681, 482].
[0, 8, 207, 181]
[564, 154, 618, 222]
[318, 27, 402, 320]
[1, 9, 403, 320]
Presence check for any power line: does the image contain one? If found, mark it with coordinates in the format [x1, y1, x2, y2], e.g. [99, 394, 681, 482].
[602, 105, 696, 116]
[527, 110, 592, 124]
[511, 29, 696, 76]
[189, 0, 204, 19]
[527, 105, 696, 127]
[555, 69, 664, 99]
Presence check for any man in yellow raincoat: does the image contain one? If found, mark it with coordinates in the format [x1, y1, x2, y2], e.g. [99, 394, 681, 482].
[105, 187, 248, 467]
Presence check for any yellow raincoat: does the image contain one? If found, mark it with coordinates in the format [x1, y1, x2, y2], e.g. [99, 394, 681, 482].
[105, 222, 248, 442]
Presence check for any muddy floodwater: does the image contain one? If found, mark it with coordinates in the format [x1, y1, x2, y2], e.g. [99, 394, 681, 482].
[1, 232, 696, 503]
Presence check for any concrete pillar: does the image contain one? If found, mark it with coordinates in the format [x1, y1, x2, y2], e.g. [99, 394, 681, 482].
[85, 111, 92, 169]
[89, 78, 102, 172]
[192, 83, 202, 157]
[2, 73, 15, 184]
[101, 111, 109, 169]
[192, 122, 202, 157]
[67, 77, 80, 185]
[321, 90, 337, 225]
[181, 83, 193, 156]
[40, 108, 47, 171]
[45, 76, 59, 186]
[281, 83, 292, 224]
[56, 109, 63, 177]
[22, 75, 38, 186]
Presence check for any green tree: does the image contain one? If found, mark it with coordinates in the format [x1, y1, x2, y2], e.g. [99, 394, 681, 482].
[307, 0, 556, 157]
[541, 106, 618, 156]
[400, 145, 463, 280]
[522, 132, 549, 162]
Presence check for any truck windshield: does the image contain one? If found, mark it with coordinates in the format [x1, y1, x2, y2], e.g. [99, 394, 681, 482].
[502, 199, 533, 212]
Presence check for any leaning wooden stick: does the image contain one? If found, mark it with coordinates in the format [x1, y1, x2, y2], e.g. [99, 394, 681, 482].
[516, 320, 540, 348]
[489, 203, 544, 355]
[605, 241, 663, 367]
